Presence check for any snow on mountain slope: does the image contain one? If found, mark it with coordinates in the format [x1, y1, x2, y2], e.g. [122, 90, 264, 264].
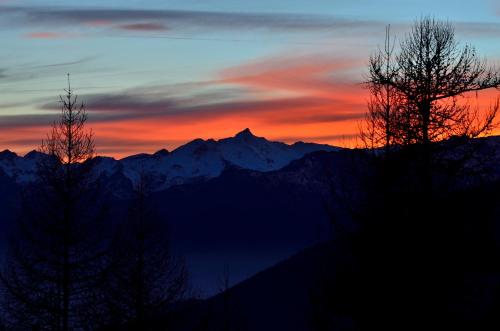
[0, 150, 44, 183]
[219, 129, 318, 171]
[0, 129, 340, 191]
[119, 129, 339, 190]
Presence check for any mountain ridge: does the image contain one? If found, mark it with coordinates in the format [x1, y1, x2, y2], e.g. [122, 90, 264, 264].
[0, 128, 341, 190]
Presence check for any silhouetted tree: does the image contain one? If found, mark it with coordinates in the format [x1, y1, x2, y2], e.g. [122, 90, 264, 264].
[102, 174, 187, 330]
[0, 76, 109, 330]
[361, 25, 402, 152]
[368, 17, 500, 149]
[363, 17, 500, 201]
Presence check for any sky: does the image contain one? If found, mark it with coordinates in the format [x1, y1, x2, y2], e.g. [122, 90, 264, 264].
[1, 0, 500, 157]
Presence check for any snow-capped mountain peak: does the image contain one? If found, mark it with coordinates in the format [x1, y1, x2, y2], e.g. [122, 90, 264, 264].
[0, 129, 341, 191]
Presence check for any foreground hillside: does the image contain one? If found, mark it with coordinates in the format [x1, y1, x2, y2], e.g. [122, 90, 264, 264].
[172, 241, 341, 331]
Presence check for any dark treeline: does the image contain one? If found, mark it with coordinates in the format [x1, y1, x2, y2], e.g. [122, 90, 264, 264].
[0, 77, 188, 331]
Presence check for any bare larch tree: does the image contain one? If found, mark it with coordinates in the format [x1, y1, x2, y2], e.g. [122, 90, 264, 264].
[361, 25, 402, 151]
[367, 18, 500, 149]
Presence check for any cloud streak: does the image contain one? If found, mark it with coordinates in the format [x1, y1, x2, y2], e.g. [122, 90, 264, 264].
[0, 113, 58, 129]
[28, 57, 96, 69]
[38, 93, 361, 124]
[1, 6, 382, 33]
[116, 22, 168, 31]
[3, 6, 500, 39]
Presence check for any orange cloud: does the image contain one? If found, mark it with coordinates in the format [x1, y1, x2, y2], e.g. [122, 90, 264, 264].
[81, 56, 367, 157]
[215, 55, 368, 145]
[2, 54, 499, 158]
[0, 55, 370, 157]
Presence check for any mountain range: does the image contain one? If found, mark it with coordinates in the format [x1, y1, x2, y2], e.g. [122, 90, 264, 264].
[0, 128, 339, 192]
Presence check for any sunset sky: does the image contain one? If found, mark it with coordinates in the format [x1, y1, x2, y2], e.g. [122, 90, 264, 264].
[1, 0, 500, 157]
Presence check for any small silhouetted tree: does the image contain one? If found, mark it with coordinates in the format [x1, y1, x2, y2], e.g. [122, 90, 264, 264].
[102, 174, 187, 330]
[361, 25, 403, 152]
[0, 76, 109, 330]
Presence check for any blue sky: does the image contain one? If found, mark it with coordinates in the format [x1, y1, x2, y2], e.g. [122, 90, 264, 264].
[1, 0, 500, 156]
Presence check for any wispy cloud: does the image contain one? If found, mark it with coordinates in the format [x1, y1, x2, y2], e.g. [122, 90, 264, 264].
[0, 113, 57, 129]
[28, 57, 96, 69]
[0, 57, 97, 86]
[116, 22, 168, 31]
[39, 93, 353, 124]
[220, 55, 364, 98]
[0, 6, 381, 33]
[4, 6, 500, 40]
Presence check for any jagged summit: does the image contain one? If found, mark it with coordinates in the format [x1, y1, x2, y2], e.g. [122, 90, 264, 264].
[234, 128, 257, 139]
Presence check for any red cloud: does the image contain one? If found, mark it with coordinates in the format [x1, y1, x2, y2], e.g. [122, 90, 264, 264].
[24, 32, 63, 39]
[0, 55, 370, 157]
[220, 55, 364, 96]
